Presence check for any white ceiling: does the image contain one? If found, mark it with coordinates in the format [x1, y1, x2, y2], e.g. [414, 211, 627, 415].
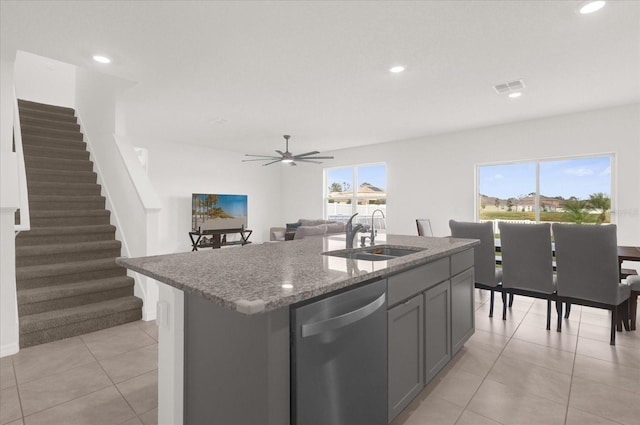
[2, 1, 639, 155]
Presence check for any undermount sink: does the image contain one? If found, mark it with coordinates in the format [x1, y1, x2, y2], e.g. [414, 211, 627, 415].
[323, 246, 425, 262]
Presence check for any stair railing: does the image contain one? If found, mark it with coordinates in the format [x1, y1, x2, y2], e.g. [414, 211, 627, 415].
[12, 89, 30, 232]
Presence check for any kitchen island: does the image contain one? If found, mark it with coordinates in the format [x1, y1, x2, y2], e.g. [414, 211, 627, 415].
[117, 234, 479, 425]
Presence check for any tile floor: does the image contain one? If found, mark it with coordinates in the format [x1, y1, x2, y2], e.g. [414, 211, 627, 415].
[1, 290, 638, 425]
[1, 320, 158, 425]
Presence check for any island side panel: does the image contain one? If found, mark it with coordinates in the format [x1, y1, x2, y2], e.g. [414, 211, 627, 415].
[157, 283, 184, 425]
[184, 292, 290, 425]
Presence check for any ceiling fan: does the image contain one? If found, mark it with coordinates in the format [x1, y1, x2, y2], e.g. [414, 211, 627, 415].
[242, 135, 334, 166]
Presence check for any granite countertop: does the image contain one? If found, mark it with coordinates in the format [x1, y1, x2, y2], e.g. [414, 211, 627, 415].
[116, 234, 478, 315]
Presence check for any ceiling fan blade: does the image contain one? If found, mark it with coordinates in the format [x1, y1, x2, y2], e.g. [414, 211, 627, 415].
[295, 155, 334, 160]
[242, 158, 280, 162]
[290, 162, 297, 166]
[294, 158, 323, 164]
[262, 159, 283, 166]
[244, 154, 280, 158]
[293, 151, 320, 158]
[275, 150, 285, 156]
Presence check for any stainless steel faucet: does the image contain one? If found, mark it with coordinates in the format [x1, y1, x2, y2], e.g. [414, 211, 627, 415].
[346, 213, 365, 249]
[369, 209, 386, 245]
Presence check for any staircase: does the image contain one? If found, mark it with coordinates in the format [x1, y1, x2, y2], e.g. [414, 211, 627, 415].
[15, 99, 143, 348]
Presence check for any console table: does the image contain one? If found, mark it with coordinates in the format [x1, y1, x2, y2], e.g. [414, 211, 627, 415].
[189, 228, 252, 251]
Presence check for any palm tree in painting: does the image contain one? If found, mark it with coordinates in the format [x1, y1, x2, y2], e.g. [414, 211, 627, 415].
[206, 194, 219, 218]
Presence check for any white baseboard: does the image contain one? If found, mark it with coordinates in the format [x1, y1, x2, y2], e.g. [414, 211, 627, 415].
[0, 342, 19, 358]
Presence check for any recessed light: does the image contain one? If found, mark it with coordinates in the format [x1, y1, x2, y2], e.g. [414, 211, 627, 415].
[579, 1, 605, 14]
[389, 66, 405, 73]
[92, 55, 111, 64]
[508, 92, 522, 99]
[282, 283, 294, 289]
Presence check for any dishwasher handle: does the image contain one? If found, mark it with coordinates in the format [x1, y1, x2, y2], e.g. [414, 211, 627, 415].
[301, 293, 386, 338]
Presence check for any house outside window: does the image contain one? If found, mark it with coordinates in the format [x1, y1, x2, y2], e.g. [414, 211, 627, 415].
[477, 155, 613, 233]
[324, 163, 387, 232]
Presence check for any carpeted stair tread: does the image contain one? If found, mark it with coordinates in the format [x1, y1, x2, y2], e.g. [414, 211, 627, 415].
[23, 144, 90, 160]
[18, 276, 134, 304]
[20, 115, 80, 131]
[28, 209, 111, 227]
[29, 209, 110, 219]
[16, 224, 116, 245]
[21, 124, 83, 141]
[17, 224, 115, 237]
[27, 181, 101, 196]
[16, 257, 124, 281]
[18, 107, 77, 124]
[24, 155, 94, 172]
[18, 99, 75, 115]
[20, 296, 143, 335]
[26, 168, 97, 183]
[16, 239, 121, 257]
[28, 194, 105, 211]
[18, 277, 135, 316]
[22, 134, 87, 150]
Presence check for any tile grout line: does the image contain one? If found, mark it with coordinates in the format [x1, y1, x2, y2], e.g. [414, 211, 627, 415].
[10, 358, 26, 425]
[452, 297, 534, 425]
[77, 334, 143, 424]
[565, 309, 634, 425]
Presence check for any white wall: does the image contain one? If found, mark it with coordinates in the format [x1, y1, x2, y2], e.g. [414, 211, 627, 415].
[0, 50, 19, 356]
[282, 104, 640, 246]
[14, 51, 75, 108]
[139, 141, 283, 254]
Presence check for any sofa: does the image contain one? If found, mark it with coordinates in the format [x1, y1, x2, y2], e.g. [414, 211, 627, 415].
[270, 219, 346, 241]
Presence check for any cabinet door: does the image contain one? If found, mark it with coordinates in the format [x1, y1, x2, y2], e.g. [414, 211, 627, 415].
[451, 267, 475, 355]
[424, 280, 451, 383]
[388, 294, 424, 423]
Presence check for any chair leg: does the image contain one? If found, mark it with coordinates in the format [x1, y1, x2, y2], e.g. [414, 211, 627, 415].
[564, 303, 571, 319]
[630, 291, 638, 331]
[619, 300, 630, 332]
[546, 299, 551, 330]
[489, 290, 494, 318]
[502, 291, 508, 320]
[556, 300, 563, 332]
[610, 307, 617, 345]
[508, 293, 514, 307]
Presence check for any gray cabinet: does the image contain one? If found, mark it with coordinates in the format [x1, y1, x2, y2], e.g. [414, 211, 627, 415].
[424, 280, 451, 383]
[387, 294, 424, 423]
[451, 267, 474, 354]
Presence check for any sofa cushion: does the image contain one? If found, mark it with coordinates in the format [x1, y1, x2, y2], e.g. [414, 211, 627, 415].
[294, 224, 328, 240]
[298, 219, 329, 227]
[326, 222, 345, 234]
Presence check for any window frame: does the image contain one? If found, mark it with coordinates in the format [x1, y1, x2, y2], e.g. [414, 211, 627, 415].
[475, 153, 616, 224]
[323, 162, 387, 222]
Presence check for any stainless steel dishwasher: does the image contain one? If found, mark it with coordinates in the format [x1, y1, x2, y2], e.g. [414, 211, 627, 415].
[291, 278, 387, 425]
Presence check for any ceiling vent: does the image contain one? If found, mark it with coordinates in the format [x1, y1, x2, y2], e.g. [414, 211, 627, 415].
[493, 79, 525, 94]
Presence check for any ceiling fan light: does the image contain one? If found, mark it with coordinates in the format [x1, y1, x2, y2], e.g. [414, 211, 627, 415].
[282, 158, 293, 163]
[579, 1, 605, 14]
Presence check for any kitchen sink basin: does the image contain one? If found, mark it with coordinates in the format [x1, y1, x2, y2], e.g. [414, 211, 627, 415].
[323, 246, 425, 262]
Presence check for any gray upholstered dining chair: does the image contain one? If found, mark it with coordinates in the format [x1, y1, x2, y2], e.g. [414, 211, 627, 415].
[553, 223, 631, 345]
[449, 220, 503, 317]
[416, 219, 434, 237]
[499, 222, 560, 330]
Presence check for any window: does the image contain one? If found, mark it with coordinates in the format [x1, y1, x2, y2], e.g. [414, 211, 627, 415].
[325, 163, 387, 231]
[477, 155, 613, 231]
